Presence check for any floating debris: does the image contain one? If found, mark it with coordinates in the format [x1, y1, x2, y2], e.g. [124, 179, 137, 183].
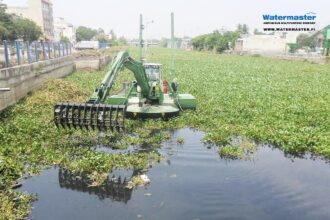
[126, 174, 151, 189]
[176, 137, 185, 144]
[169, 174, 177, 178]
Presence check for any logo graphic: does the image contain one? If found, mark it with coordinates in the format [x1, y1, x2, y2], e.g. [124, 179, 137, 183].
[262, 12, 317, 32]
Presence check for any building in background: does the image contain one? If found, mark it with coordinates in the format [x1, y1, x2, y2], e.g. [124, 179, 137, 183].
[6, 0, 54, 40]
[54, 17, 76, 43]
[234, 32, 298, 55]
[180, 37, 192, 50]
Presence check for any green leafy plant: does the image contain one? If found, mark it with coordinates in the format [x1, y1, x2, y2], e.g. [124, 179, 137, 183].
[1, 47, 330, 218]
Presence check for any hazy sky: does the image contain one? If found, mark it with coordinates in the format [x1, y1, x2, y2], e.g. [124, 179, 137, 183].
[5, 0, 330, 39]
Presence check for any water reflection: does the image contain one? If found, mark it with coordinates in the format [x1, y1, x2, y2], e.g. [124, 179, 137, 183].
[58, 168, 139, 203]
[18, 129, 330, 220]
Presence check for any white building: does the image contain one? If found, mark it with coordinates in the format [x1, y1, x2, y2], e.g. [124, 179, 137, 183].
[54, 17, 76, 43]
[7, 0, 54, 40]
[235, 32, 300, 55]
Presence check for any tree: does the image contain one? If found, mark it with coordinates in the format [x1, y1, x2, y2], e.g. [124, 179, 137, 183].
[159, 37, 169, 48]
[236, 24, 249, 35]
[97, 28, 105, 34]
[253, 28, 264, 35]
[0, 23, 9, 39]
[96, 34, 107, 43]
[192, 35, 207, 51]
[109, 29, 117, 41]
[205, 31, 220, 50]
[60, 36, 70, 43]
[242, 24, 249, 34]
[0, 1, 42, 41]
[108, 29, 118, 46]
[296, 33, 316, 49]
[118, 36, 127, 45]
[0, 0, 16, 40]
[192, 29, 240, 53]
[76, 26, 97, 41]
[0, 0, 5, 9]
[14, 18, 42, 41]
[223, 31, 240, 49]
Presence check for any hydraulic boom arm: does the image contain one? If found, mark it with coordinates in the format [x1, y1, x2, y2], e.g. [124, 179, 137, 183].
[54, 51, 151, 131]
[88, 51, 150, 103]
[54, 12, 197, 132]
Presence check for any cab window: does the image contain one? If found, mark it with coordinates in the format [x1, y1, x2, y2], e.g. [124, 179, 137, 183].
[145, 67, 160, 81]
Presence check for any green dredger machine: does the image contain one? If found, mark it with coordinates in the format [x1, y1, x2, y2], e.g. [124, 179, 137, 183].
[54, 13, 196, 131]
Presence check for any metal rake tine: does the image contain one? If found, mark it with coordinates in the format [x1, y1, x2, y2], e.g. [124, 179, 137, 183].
[115, 106, 119, 131]
[66, 103, 71, 129]
[60, 103, 67, 129]
[54, 104, 58, 127]
[121, 106, 125, 130]
[83, 104, 88, 130]
[102, 105, 107, 131]
[109, 106, 113, 131]
[96, 104, 101, 131]
[78, 103, 83, 130]
[90, 104, 95, 130]
[54, 103, 62, 128]
[71, 103, 76, 129]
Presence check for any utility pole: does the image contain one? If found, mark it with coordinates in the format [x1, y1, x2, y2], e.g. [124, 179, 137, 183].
[144, 18, 154, 61]
[170, 12, 176, 80]
[139, 14, 144, 62]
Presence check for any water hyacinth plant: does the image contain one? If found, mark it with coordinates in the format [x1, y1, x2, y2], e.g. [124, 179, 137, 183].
[0, 47, 329, 218]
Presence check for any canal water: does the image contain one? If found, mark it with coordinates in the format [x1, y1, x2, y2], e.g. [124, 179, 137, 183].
[19, 129, 330, 220]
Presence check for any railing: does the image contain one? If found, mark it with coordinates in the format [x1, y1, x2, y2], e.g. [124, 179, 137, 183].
[1, 40, 72, 68]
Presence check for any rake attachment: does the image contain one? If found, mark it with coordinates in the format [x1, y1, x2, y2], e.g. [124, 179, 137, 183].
[58, 168, 133, 203]
[54, 102, 126, 131]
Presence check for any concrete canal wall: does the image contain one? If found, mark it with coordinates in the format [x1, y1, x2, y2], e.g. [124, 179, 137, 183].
[0, 56, 74, 112]
[74, 55, 111, 71]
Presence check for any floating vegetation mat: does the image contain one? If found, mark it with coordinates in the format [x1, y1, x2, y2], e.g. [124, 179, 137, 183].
[1, 47, 329, 219]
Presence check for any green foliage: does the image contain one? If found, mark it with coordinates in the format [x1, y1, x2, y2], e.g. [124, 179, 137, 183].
[159, 37, 169, 47]
[0, 0, 6, 11]
[0, 1, 41, 41]
[118, 36, 127, 45]
[237, 24, 249, 34]
[191, 30, 240, 53]
[108, 29, 122, 46]
[176, 137, 185, 144]
[288, 43, 298, 53]
[0, 23, 9, 39]
[109, 29, 116, 41]
[96, 34, 107, 43]
[128, 47, 329, 158]
[0, 191, 35, 220]
[219, 145, 244, 159]
[0, 64, 165, 218]
[1, 47, 330, 218]
[97, 28, 105, 34]
[253, 28, 264, 35]
[296, 33, 317, 49]
[76, 26, 97, 41]
[219, 138, 257, 159]
[191, 34, 206, 50]
[60, 36, 70, 43]
[13, 18, 42, 41]
[0, 1, 16, 40]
